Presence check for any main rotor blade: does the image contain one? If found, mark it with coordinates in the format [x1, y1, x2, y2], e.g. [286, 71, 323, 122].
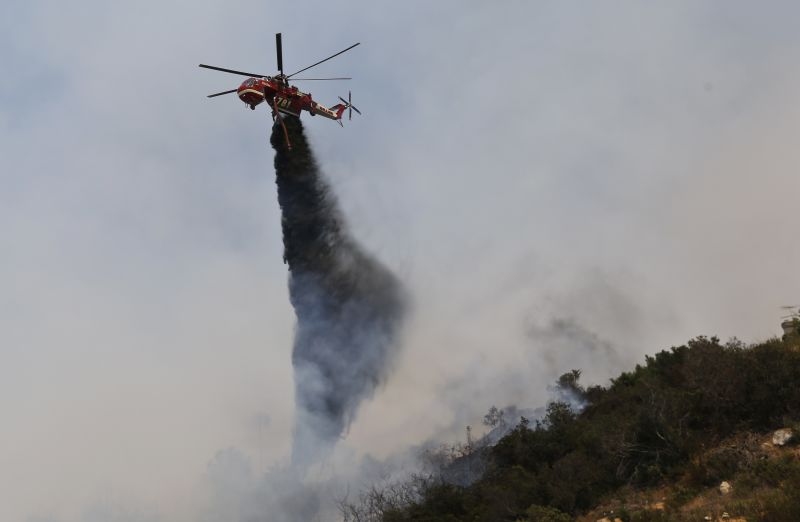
[276, 33, 283, 74]
[290, 77, 351, 81]
[207, 88, 239, 98]
[286, 42, 360, 78]
[199, 64, 267, 77]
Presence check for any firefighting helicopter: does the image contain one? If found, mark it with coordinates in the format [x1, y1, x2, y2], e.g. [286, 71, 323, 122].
[199, 33, 361, 149]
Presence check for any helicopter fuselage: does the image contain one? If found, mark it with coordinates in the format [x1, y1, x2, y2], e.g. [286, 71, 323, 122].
[237, 77, 345, 120]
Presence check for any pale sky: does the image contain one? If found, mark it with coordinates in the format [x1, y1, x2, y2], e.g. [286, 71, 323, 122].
[2, 2, 800, 520]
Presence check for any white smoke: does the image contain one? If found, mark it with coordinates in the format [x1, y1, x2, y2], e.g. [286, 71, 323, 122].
[4, 2, 800, 521]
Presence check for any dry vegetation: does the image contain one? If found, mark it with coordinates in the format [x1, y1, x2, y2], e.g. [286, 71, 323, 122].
[342, 332, 800, 521]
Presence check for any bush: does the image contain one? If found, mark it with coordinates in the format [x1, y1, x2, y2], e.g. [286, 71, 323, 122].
[517, 504, 571, 522]
[367, 337, 800, 520]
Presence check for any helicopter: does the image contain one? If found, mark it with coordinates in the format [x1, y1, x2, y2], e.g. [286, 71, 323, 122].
[199, 33, 361, 149]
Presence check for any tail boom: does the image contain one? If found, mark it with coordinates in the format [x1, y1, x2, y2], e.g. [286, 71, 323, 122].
[307, 101, 346, 120]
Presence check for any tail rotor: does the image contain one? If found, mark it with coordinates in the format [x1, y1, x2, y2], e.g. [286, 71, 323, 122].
[338, 90, 361, 121]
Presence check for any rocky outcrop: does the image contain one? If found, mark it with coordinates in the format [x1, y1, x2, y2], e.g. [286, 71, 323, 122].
[772, 428, 794, 446]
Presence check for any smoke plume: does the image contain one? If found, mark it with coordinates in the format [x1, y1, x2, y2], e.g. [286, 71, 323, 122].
[270, 116, 406, 470]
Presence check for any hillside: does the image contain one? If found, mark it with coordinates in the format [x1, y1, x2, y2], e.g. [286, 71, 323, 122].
[343, 322, 800, 521]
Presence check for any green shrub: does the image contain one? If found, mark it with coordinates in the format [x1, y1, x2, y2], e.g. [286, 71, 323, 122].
[517, 504, 571, 522]
[378, 338, 800, 520]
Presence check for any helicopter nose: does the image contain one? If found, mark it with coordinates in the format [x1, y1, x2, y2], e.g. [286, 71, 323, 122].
[236, 85, 266, 106]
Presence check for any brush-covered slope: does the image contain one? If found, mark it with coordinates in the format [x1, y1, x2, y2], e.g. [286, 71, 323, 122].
[359, 334, 800, 521]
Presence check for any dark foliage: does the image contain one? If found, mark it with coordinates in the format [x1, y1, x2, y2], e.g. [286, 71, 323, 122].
[380, 336, 800, 520]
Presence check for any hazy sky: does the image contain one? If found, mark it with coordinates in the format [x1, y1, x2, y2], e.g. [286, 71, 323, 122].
[3, 2, 800, 520]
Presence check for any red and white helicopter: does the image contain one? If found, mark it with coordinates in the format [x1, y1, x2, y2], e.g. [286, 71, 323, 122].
[200, 33, 361, 149]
